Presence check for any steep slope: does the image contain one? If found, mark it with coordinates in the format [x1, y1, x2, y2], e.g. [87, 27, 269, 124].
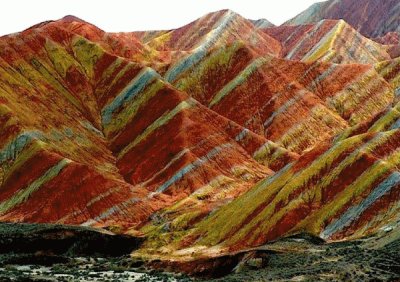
[265, 19, 391, 64]
[0, 19, 296, 234]
[51, 10, 282, 75]
[138, 127, 400, 260]
[376, 57, 400, 96]
[285, 0, 400, 38]
[138, 10, 282, 78]
[250, 19, 275, 28]
[0, 27, 156, 226]
[29, 16, 175, 72]
[31, 16, 150, 62]
[373, 32, 400, 59]
[1, 8, 400, 277]
[374, 32, 400, 46]
[131, 34, 399, 260]
[166, 41, 394, 154]
[142, 10, 281, 55]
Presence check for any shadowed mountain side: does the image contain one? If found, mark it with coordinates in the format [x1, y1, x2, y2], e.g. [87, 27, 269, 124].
[250, 19, 275, 29]
[264, 19, 391, 64]
[285, 0, 400, 38]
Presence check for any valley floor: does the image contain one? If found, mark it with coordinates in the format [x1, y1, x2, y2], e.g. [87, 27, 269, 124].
[0, 223, 399, 281]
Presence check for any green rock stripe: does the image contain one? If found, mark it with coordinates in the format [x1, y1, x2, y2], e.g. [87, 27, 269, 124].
[0, 159, 70, 215]
[209, 57, 270, 107]
[117, 99, 195, 160]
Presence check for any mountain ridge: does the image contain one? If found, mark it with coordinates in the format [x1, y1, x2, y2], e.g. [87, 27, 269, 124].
[286, 0, 400, 38]
[0, 5, 400, 279]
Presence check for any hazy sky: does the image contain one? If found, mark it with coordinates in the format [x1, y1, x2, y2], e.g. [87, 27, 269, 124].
[1, 0, 322, 36]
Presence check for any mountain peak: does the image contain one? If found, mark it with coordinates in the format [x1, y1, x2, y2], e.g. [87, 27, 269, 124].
[285, 0, 400, 38]
[60, 15, 87, 23]
[251, 18, 275, 28]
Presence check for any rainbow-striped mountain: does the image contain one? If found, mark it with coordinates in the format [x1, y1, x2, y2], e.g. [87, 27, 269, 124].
[0, 0, 400, 279]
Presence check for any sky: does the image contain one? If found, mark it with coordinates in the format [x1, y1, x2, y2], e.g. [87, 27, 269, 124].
[0, 0, 322, 36]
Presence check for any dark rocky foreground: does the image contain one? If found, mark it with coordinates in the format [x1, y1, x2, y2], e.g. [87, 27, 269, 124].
[218, 232, 400, 281]
[149, 231, 400, 281]
[0, 222, 142, 257]
[0, 223, 399, 281]
[0, 223, 186, 281]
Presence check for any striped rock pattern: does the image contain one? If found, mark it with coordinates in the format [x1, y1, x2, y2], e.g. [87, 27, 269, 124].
[374, 32, 400, 46]
[0, 7, 400, 264]
[167, 45, 393, 154]
[250, 19, 275, 29]
[285, 0, 400, 38]
[137, 10, 281, 55]
[265, 20, 391, 64]
[0, 14, 292, 232]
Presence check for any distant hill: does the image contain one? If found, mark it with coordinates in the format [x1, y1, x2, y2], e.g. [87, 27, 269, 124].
[264, 19, 391, 64]
[286, 0, 400, 38]
[250, 18, 275, 28]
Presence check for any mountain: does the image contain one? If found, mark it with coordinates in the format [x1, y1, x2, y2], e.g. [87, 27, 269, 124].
[137, 10, 281, 55]
[251, 18, 275, 28]
[286, 0, 400, 38]
[0, 7, 400, 280]
[0, 22, 288, 230]
[265, 19, 391, 64]
[374, 32, 400, 45]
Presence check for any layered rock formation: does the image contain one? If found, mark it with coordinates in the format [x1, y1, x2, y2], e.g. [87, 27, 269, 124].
[0, 5, 399, 274]
[285, 0, 400, 38]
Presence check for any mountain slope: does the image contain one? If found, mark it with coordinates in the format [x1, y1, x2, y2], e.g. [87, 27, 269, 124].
[251, 19, 275, 28]
[0, 19, 295, 232]
[265, 19, 391, 64]
[139, 127, 400, 260]
[142, 10, 281, 55]
[167, 42, 394, 153]
[0, 8, 400, 277]
[286, 0, 400, 38]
